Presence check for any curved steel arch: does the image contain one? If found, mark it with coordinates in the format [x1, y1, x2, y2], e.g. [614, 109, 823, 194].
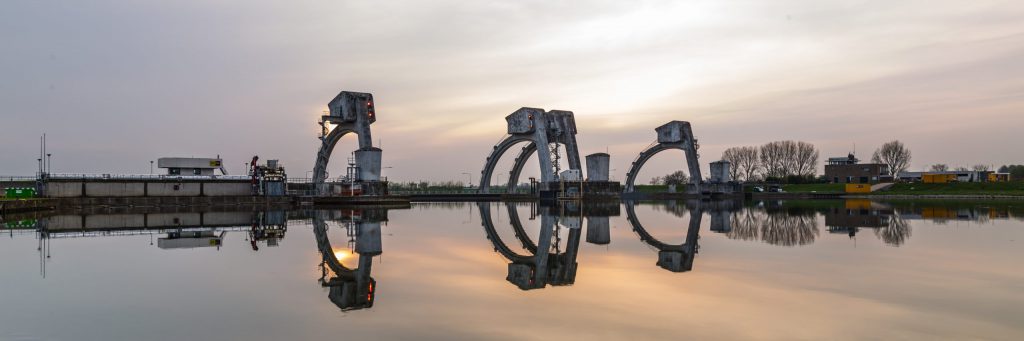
[506, 142, 537, 193]
[479, 136, 536, 193]
[624, 143, 702, 193]
[624, 201, 703, 272]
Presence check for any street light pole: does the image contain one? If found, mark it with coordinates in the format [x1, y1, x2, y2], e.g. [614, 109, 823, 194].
[150, 161, 154, 175]
[461, 172, 473, 187]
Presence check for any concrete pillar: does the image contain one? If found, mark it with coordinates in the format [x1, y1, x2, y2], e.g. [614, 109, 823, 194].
[355, 221, 382, 255]
[586, 153, 610, 181]
[710, 210, 731, 233]
[586, 216, 611, 245]
[532, 116, 556, 183]
[354, 147, 382, 181]
[710, 161, 731, 183]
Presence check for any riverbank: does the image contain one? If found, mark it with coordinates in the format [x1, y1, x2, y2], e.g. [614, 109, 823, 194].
[777, 182, 1024, 198]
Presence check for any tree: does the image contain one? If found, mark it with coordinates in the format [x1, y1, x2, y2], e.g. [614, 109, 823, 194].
[722, 146, 760, 182]
[760, 141, 795, 179]
[972, 164, 990, 172]
[871, 140, 912, 176]
[954, 166, 969, 172]
[930, 164, 948, 172]
[738, 147, 761, 182]
[998, 165, 1024, 180]
[649, 176, 662, 185]
[721, 147, 743, 181]
[663, 171, 689, 186]
[759, 140, 817, 181]
[793, 141, 820, 177]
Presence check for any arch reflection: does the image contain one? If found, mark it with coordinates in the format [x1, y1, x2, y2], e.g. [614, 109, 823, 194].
[624, 200, 705, 272]
[478, 202, 582, 290]
[312, 209, 385, 311]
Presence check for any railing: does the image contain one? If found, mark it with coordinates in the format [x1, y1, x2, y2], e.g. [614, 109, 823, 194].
[42, 173, 252, 181]
[0, 176, 37, 182]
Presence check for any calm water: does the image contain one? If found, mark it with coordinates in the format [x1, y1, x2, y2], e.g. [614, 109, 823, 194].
[1, 200, 1022, 340]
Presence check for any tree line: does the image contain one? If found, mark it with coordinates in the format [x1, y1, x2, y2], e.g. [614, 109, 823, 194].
[720, 140, 820, 183]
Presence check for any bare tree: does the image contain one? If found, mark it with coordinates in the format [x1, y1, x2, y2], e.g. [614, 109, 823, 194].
[649, 176, 662, 185]
[722, 146, 761, 182]
[738, 147, 761, 182]
[955, 166, 969, 172]
[871, 140, 912, 176]
[759, 140, 816, 179]
[793, 141, 820, 177]
[760, 141, 796, 179]
[972, 164, 990, 172]
[721, 147, 743, 181]
[930, 164, 948, 172]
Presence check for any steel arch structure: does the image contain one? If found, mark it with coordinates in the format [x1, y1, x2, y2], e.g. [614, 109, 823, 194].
[479, 109, 582, 193]
[624, 121, 703, 193]
[312, 91, 377, 195]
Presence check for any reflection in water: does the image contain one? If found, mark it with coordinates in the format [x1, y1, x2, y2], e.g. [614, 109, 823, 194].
[3, 199, 1020, 313]
[624, 200, 703, 272]
[821, 200, 912, 246]
[478, 202, 582, 290]
[313, 209, 384, 311]
[728, 202, 820, 247]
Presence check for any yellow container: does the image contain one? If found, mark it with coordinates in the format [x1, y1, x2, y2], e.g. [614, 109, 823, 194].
[845, 184, 871, 193]
[923, 173, 955, 183]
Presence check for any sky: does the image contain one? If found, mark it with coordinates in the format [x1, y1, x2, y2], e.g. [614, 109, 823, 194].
[2, 0, 1022, 183]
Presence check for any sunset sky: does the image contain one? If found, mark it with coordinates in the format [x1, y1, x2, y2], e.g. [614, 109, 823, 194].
[2, 0, 1022, 182]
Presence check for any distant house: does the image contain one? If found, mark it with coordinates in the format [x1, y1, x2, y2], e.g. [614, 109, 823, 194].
[157, 157, 226, 176]
[824, 154, 890, 184]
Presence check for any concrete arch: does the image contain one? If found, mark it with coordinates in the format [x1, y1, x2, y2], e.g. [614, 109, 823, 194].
[624, 201, 703, 272]
[624, 121, 703, 193]
[624, 143, 702, 193]
[479, 108, 583, 194]
[506, 143, 537, 193]
[312, 91, 377, 196]
[479, 136, 535, 193]
[313, 127, 357, 185]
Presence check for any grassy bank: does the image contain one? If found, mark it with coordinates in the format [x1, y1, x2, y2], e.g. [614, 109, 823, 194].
[874, 182, 1024, 196]
[772, 182, 1024, 196]
[779, 183, 846, 193]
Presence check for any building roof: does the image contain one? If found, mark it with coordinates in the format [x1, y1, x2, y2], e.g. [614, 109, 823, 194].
[157, 157, 223, 169]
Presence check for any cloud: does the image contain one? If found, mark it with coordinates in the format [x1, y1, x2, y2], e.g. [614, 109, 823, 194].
[1, 0, 1022, 178]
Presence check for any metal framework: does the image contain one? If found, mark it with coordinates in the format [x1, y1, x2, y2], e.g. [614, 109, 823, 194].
[624, 121, 703, 193]
[479, 109, 582, 193]
[312, 91, 377, 195]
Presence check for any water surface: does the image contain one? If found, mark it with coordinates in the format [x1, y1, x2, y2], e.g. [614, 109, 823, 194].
[1, 200, 1022, 340]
